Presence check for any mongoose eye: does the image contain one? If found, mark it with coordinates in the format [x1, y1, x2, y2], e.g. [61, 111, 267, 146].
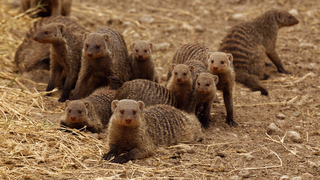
[120, 110, 124, 114]
[132, 110, 137, 115]
[96, 45, 101, 49]
[78, 110, 82, 114]
[144, 50, 147, 53]
[211, 60, 214, 63]
[68, 110, 71, 113]
[136, 49, 138, 52]
[86, 44, 89, 48]
[44, 31, 49, 35]
[198, 83, 200, 86]
[174, 72, 177, 75]
[183, 73, 187, 76]
[206, 83, 210, 86]
[221, 61, 225, 64]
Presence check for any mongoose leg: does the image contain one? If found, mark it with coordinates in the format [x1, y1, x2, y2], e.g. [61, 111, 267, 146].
[59, 68, 78, 102]
[46, 62, 63, 95]
[266, 51, 291, 74]
[223, 87, 237, 127]
[102, 144, 119, 161]
[236, 71, 268, 96]
[198, 102, 211, 128]
[111, 148, 149, 164]
[51, 0, 62, 16]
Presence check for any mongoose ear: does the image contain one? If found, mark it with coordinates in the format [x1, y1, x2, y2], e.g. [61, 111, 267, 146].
[189, 65, 194, 73]
[196, 73, 200, 80]
[226, 53, 233, 63]
[83, 32, 89, 41]
[130, 43, 135, 51]
[149, 43, 153, 52]
[277, 11, 284, 23]
[64, 100, 70, 108]
[172, 64, 176, 71]
[111, 100, 119, 113]
[212, 75, 219, 84]
[207, 52, 213, 61]
[84, 102, 90, 109]
[138, 101, 145, 111]
[58, 24, 66, 35]
[104, 34, 110, 43]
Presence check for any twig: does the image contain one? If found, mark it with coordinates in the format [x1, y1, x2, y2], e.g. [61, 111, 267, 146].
[265, 132, 301, 158]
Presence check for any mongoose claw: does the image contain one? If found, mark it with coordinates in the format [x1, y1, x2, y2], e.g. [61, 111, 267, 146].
[58, 96, 68, 102]
[110, 156, 129, 164]
[226, 120, 238, 127]
[260, 89, 268, 96]
[278, 68, 291, 74]
[102, 152, 116, 161]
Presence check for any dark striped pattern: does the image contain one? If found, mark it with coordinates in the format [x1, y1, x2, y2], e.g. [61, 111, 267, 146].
[172, 43, 209, 66]
[218, 24, 257, 69]
[114, 79, 177, 108]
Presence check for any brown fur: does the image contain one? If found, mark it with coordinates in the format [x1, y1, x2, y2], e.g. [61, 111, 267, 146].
[130, 41, 158, 82]
[21, 0, 71, 17]
[14, 16, 88, 83]
[113, 79, 177, 108]
[60, 87, 116, 133]
[102, 99, 203, 163]
[34, 22, 88, 102]
[166, 64, 194, 112]
[184, 60, 207, 80]
[207, 52, 237, 127]
[189, 73, 218, 128]
[73, 28, 130, 99]
[219, 9, 299, 95]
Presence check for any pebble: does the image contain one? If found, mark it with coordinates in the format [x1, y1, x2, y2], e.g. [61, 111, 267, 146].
[267, 123, 283, 135]
[287, 131, 303, 143]
[245, 154, 254, 161]
[229, 175, 241, 180]
[231, 13, 246, 21]
[140, 14, 154, 24]
[195, 25, 205, 32]
[302, 173, 314, 179]
[238, 169, 250, 178]
[181, 23, 194, 31]
[276, 113, 286, 119]
[216, 151, 226, 158]
[276, 120, 286, 128]
[291, 112, 300, 117]
[290, 177, 302, 180]
[307, 160, 318, 168]
[294, 126, 302, 130]
[299, 43, 316, 49]
[132, 33, 141, 39]
[279, 175, 289, 180]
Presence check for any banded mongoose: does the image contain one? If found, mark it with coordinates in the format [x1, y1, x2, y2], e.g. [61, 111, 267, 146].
[34, 22, 87, 102]
[113, 79, 177, 108]
[14, 16, 88, 82]
[21, 0, 72, 17]
[73, 28, 130, 99]
[184, 60, 208, 79]
[166, 64, 194, 112]
[219, 9, 299, 95]
[130, 41, 158, 82]
[102, 99, 203, 163]
[207, 52, 237, 127]
[60, 87, 116, 133]
[189, 73, 218, 128]
[171, 44, 237, 127]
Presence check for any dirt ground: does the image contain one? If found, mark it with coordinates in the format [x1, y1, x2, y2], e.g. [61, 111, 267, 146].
[0, 0, 319, 179]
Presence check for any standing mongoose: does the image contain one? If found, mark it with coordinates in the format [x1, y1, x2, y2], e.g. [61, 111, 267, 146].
[219, 9, 299, 95]
[60, 87, 116, 133]
[171, 44, 237, 127]
[14, 16, 88, 83]
[113, 79, 177, 108]
[73, 28, 130, 99]
[34, 22, 87, 102]
[130, 41, 158, 82]
[102, 99, 203, 164]
[21, 0, 72, 17]
[189, 73, 218, 128]
[207, 52, 237, 127]
[166, 64, 194, 112]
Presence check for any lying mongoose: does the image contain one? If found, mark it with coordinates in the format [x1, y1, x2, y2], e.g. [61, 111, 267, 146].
[219, 9, 299, 95]
[73, 28, 130, 99]
[102, 99, 203, 163]
[60, 87, 116, 133]
[188, 73, 218, 128]
[113, 79, 177, 108]
[166, 64, 194, 112]
[207, 52, 237, 127]
[171, 44, 237, 127]
[34, 22, 87, 102]
[21, 0, 72, 17]
[168, 43, 209, 80]
[14, 16, 88, 82]
[130, 41, 158, 82]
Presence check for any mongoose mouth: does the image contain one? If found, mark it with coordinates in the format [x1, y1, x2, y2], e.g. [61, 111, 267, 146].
[126, 119, 132, 124]
[197, 89, 208, 94]
[67, 116, 83, 123]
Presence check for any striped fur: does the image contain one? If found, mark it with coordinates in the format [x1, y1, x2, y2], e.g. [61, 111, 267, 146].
[172, 43, 209, 66]
[104, 100, 203, 163]
[113, 79, 177, 108]
[60, 87, 115, 133]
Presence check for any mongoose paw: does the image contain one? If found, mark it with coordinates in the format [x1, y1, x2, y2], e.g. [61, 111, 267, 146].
[226, 120, 238, 127]
[260, 89, 268, 96]
[58, 96, 68, 102]
[45, 93, 52, 97]
[102, 152, 116, 161]
[278, 69, 291, 74]
[110, 156, 130, 164]
[263, 74, 270, 80]
[265, 63, 273, 67]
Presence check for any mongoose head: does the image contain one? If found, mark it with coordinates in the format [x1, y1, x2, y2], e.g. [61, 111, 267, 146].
[83, 32, 111, 59]
[274, 9, 299, 27]
[33, 23, 66, 43]
[131, 41, 153, 61]
[64, 100, 89, 124]
[207, 52, 233, 74]
[111, 99, 145, 127]
[171, 64, 194, 84]
[195, 73, 219, 95]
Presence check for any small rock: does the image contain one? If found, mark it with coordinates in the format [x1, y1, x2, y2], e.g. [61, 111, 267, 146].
[277, 113, 286, 119]
[302, 173, 314, 179]
[290, 177, 302, 180]
[267, 123, 283, 135]
[291, 112, 300, 117]
[239, 169, 250, 178]
[245, 154, 254, 161]
[276, 120, 286, 128]
[287, 131, 303, 143]
[132, 33, 141, 39]
[251, 91, 261, 96]
[216, 151, 226, 158]
[289, 9, 299, 16]
[229, 175, 241, 180]
[181, 23, 194, 31]
[307, 160, 318, 168]
[195, 25, 205, 32]
[294, 126, 302, 130]
[299, 43, 316, 49]
[128, 8, 136, 13]
[153, 42, 170, 51]
[140, 14, 154, 24]
[122, 21, 133, 27]
[279, 175, 290, 180]
[231, 13, 246, 21]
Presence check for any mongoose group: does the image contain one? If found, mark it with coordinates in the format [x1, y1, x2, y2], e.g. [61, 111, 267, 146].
[14, 7, 299, 163]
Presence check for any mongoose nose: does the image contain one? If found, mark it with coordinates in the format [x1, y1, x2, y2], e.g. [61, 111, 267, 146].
[213, 67, 218, 70]
[177, 78, 181, 82]
[138, 55, 143, 59]
[126, 118, 132, 123]
[70, 116, 76, 121]
[198, 89, 204, 93]
[87, 52, 93, 57]
[33, 37, 37, 41]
